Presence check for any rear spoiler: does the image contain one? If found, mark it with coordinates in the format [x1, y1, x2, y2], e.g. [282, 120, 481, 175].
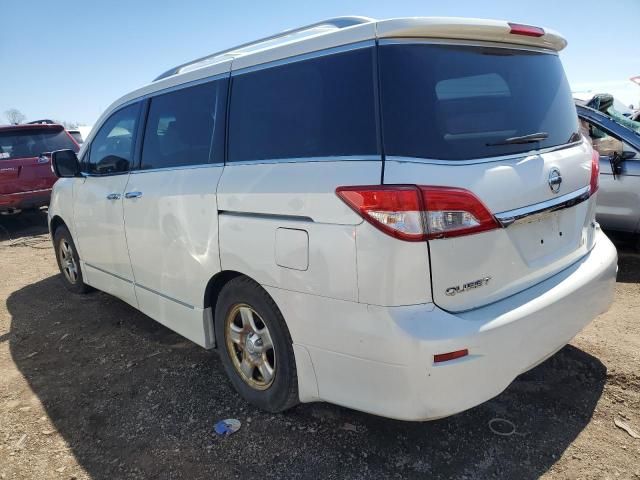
[0, 123, 64, 132]
[375, 17, 567, 51]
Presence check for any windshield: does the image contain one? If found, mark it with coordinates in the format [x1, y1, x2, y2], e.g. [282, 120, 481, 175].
[379, 43, 580, 160]
[0, 128, 78, 160]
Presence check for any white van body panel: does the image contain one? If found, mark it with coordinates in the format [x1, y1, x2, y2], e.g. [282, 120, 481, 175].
[46, 16, 618, 421]
[73, 174, 138, 308]
[375, 17, 566, 51]
[385, 141, 592, 213]
[123, 165, 224, 309]
[384, 141, 596, 312]
[267, 229, 616, 420]
[216, 161, 377, 225]
[355, 220, 432, 306]
[217, 161, 383, 302]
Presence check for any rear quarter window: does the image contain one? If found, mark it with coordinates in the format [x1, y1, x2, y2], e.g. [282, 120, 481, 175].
[228, 46, 378, 162]
[379, 43, 579, 161]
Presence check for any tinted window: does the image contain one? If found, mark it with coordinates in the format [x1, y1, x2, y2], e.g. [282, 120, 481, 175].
[582, 119, 640, 161]
[0, 128, 78, 160]
[68, 131, 83, 144]
[141, 79, 227, 169]
[228, 47, 378, 162]
[379, 44, 579, 160]
[88, 103, 140, 174]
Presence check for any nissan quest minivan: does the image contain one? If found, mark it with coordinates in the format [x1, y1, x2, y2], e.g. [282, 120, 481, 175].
[48, 17, 617, 421]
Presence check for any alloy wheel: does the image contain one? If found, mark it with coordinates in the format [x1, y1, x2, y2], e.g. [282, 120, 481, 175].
[59, 239, 78, 284]
[224, 304, 276, 390]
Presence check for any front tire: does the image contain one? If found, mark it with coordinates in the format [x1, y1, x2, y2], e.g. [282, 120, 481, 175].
[53, 225, 91, 294]
[215, 276, 299, 413]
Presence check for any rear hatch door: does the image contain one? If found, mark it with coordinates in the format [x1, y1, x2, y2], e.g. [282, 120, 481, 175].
[379, 41, 596, 312]
[0, 126, 78, 194]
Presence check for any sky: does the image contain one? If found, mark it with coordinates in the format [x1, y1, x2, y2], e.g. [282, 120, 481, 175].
[2, 0, 639, 126]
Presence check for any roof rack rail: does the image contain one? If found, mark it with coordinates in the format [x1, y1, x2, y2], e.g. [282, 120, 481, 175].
[153, 16, 374, 82]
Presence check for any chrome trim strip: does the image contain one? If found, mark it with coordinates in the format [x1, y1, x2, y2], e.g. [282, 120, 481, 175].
[385, 141, 583, 166]
[231, 40, 375, 76]
[219, 210, 314, 223]
[226, 155, 380, 166]
[135, 283, 195, 310]
[85, 262, 195, 309]
[495, 186, 591, 227]
[378, 37, 557, 54]
[81, 171, 130, 178]
[3, 188, 52, 196]
[85, 262, 133, 284]
[129, 163, 223, 174]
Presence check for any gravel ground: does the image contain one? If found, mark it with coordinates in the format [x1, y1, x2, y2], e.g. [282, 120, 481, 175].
[0, 210, 639, 480]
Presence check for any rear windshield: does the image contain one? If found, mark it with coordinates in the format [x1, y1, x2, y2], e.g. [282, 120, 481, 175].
[379, 43, 579, 160]
[0, 128, 78, 160]
[68, 131, 84, 144]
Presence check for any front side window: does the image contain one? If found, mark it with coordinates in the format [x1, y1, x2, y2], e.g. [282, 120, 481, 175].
[379, 43, 579, 160]
[87, 103, 140, 175]
[582, 119, 640, 160]
[141, 78, 227, 169]
[228, 46, 378, 162]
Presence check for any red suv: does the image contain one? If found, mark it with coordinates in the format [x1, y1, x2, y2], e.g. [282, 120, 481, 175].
[0, 123, 79, 213]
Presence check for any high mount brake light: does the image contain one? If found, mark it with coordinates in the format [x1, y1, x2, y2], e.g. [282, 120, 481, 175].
[590, 147, 600, 195]
[336, 185, 500, 241]
[508, 22, 545, 37]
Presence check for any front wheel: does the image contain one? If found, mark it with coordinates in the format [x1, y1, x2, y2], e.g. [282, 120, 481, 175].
[215, 276, 299, 412]
[53, 225, 91, 294]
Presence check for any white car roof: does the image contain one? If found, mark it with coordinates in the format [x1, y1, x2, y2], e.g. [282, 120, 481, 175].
[82, 16, 566, 153]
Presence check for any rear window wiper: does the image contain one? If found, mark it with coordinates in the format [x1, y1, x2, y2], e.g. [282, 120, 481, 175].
[487, 132, 549, 146]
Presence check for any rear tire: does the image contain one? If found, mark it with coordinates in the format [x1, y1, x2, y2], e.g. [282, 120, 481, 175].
[215, 276, 299, 413]
[53, 225, 91, 294]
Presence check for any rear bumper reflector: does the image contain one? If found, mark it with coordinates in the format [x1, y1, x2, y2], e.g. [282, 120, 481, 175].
[434, 349, 469, 363]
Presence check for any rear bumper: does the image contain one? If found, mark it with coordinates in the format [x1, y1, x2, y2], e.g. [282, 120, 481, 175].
[0, 189, 51, 211]
[271, 228, 617, 421]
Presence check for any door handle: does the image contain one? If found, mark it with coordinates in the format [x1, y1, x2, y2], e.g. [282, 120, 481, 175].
[106, 193, 121, 200]
[124, 191, 143, 199]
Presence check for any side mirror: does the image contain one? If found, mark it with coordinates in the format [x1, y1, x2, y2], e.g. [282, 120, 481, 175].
[621, 150, 637, 160]
[51, 149, 80, 178]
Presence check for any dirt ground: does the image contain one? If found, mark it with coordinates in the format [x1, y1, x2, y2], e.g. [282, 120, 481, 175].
[0, 210, 639, 480]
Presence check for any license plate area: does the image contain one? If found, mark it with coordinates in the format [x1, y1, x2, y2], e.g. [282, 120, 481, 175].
[508, 208, 583, 265]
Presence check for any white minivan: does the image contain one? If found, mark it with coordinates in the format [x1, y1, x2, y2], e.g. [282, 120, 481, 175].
[48, 17, 617, 421]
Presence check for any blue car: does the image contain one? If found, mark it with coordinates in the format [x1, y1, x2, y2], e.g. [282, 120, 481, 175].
[577, 104, 640, 239]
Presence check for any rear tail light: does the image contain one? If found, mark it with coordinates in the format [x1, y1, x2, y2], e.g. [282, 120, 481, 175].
[508, 22, 545, 37]
[589, 148, 600, 195]
[336, 185, 500, 241]
[335, 186, 424, 241]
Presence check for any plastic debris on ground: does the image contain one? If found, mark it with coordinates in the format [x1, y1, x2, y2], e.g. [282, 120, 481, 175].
[614, 418, 640, 439]
[214, 419, 241, 437]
